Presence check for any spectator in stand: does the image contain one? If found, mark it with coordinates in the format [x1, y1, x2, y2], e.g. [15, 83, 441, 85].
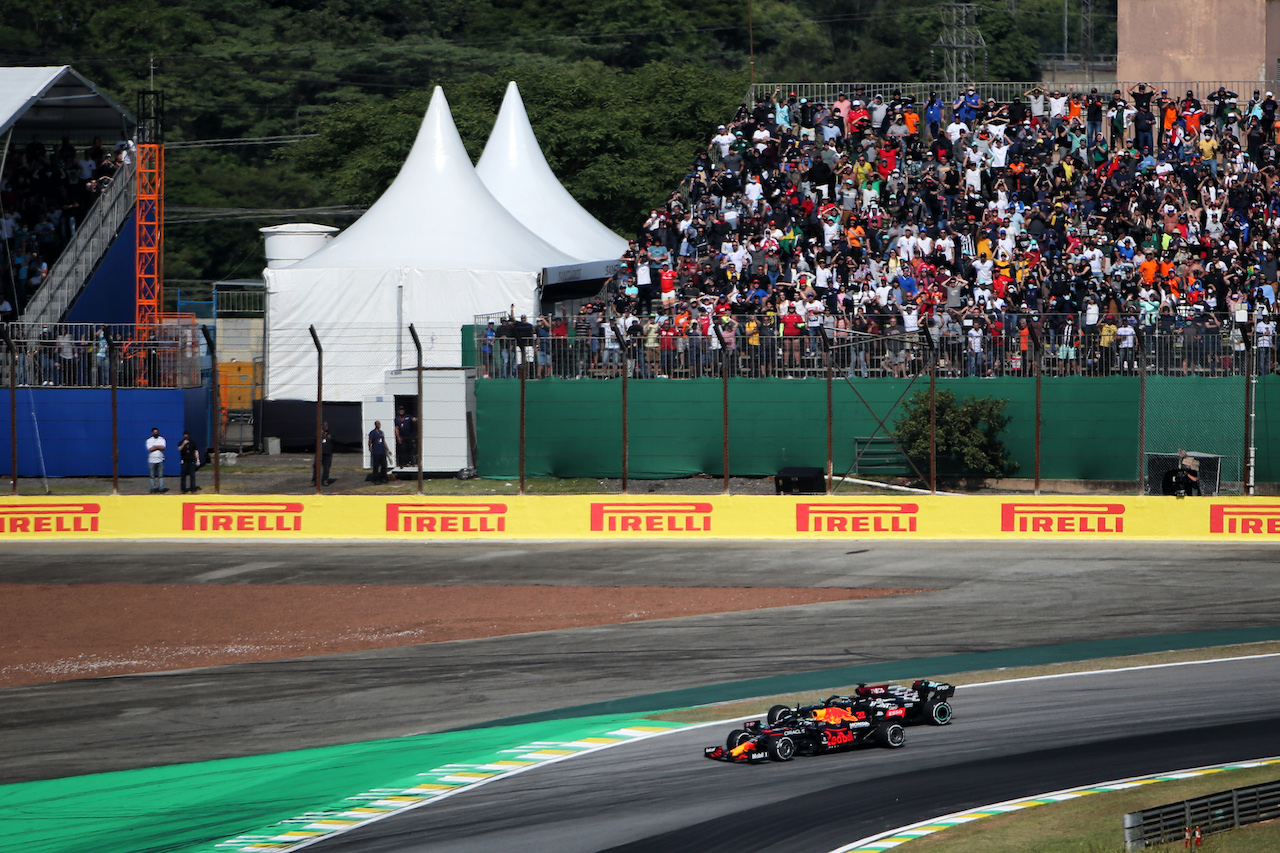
[508, 75, 1280, 387]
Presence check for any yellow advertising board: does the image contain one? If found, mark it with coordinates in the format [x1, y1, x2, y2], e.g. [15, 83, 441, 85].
[0, 495, 1279, 542]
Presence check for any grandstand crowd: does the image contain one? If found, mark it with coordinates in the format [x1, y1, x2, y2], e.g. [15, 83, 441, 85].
[488, 81, 1280, 380]
[0, 135, 130, 320]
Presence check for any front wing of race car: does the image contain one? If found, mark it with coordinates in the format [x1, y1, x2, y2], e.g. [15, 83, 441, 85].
[704, 743, 771, 763]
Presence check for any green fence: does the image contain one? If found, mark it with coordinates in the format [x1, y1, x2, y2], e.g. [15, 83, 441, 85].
[484, 376, 1279, 483]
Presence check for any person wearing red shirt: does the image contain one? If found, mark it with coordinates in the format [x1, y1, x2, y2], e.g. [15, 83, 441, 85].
[659, 264, 678, 306]
[658, 322, 678, 377]
[779, 305, 806, 374]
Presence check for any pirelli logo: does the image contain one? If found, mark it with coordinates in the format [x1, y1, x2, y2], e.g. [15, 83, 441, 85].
[589, 501, 713, 533]
[796, 503, 919, 533]
[1001, 503, 1125, 533]
[182, 502, 304, 532]
[1209, 504, 1280, 535]
[386, 503, 507, 533]
[0, 503, 100, 533]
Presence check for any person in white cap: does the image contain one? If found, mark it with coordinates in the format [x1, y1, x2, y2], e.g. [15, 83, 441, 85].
[710, 124, 735, 160]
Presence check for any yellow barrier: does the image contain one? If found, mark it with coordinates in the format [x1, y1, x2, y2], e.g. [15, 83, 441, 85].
[0, 495, 1279, 542]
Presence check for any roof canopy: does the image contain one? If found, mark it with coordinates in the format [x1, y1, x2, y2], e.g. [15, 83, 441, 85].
[476, 82, 627, 264]
[0, 66, 133, 142]
[289, 86, 576, 273]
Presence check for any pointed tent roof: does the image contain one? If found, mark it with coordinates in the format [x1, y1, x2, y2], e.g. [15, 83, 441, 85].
[289, 86, 576, 272]
[477, 82, 628, 264]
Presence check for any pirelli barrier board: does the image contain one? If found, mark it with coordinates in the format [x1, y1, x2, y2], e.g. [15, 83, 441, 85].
[1, 496, 1280, 541]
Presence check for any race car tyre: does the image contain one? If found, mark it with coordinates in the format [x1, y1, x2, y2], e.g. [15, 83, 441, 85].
[767, 704, 792, 725]
[876, 723, 906, 748]
[725, 729, 752, 750]
[924, 699, 953, 726]
[768, 736, 796, 761]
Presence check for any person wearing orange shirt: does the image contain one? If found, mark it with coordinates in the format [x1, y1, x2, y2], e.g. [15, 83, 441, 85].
[1139, 256, 1159, 286]
[1068, 93, 1083, 124]
[903, 105, 921, 143]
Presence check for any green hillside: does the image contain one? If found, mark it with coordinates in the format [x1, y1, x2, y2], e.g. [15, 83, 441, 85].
[0, 0, 1117, 283]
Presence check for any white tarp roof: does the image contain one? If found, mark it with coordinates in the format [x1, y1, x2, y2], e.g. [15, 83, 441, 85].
[287, 86, 576, 272]
[477, 82, 628, 264]
[266, 86, 562, 400]
[0, 66, 133, 141]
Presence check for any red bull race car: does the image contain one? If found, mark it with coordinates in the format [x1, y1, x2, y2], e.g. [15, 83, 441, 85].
[765, 679, 955, 728]
[704, 700, 907, 763]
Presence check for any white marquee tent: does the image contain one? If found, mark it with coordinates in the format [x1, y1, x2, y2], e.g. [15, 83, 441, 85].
[264, 86, 578, 401]
[476, 82, 628, 264]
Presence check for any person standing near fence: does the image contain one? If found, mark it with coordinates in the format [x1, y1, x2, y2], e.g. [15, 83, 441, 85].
[1257, 315, 1275, 375]
[368, 420, 389, 484]
[319, 421, 334, 486]
[146, 427, 167, 493]
[95, 327, 109, 386]
[481, 321, 496, 379]
[178, 431, 200, 493]
[394, 406, 416, 469]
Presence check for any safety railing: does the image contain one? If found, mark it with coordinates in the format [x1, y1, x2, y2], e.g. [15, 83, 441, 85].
[214, 287, 266, 318]
[21, 158, 137, 325]
[0, 321, 202, 389]
[1123, 779, 1280, 849]
[748, 81, 1271, 108]
[472, 315, 1275, 382]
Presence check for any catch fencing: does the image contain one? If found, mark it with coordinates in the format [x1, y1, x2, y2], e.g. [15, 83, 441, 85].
[474, 316, 1276, 494]
[748, 80, 1271, 109]
[1123, 779, 1280, 850]
[0, 321, 203, 390]
[2, 319, 1275, 494]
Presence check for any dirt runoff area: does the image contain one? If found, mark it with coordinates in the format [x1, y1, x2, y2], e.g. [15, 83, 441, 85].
[0, 583, 926, 687]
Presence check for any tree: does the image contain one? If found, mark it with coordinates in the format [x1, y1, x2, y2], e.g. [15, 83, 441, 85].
[287, 61, 748, 236]
[892, 389, 1018, 487]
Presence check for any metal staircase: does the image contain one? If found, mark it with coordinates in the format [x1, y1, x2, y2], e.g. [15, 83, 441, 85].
[20, 158, 136, 324]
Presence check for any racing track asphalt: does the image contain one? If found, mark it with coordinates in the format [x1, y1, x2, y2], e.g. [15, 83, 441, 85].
[309, 658, 1280, 853]
[2, 541, 1280, 784]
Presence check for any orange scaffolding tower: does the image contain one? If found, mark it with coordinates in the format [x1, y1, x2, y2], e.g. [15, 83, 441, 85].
[136, 91, 164, 326]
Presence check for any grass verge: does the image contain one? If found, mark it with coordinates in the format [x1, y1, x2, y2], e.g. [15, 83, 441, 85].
[903, 764, 1280, 852]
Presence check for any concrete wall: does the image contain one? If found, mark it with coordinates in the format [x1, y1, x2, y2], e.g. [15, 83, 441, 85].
[1118, 0, 1270, 83]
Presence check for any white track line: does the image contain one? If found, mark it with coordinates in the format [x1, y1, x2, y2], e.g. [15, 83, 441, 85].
[953, 651, 1280, 689]
[825, 756, 1280, 853]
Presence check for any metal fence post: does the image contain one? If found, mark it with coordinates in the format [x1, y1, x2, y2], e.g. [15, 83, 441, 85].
[820, 327, 833, 494]
[200, 325, 220, 494]
[620, 333, 628, 494]
[930, 353, 937, 495]
[1244, 322, 1255, 496]
[108, 331, 120, 494]
[714, 322, 730, 494]
[408, 324, 424, 494]
[519, 347, 527, 495]
[1137, 335, 1147, 496]
[1035, 337, 1043, 496]
[920, 321, 938, 494]
[308, 325, 322, 494]
[2, 326, 16, 495]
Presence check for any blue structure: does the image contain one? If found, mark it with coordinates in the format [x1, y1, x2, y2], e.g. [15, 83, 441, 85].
[0, 387, 205, 478]
[64, 213, 140, 325]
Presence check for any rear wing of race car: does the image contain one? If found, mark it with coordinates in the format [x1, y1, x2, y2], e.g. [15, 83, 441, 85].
[912, 679, 955, 700]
